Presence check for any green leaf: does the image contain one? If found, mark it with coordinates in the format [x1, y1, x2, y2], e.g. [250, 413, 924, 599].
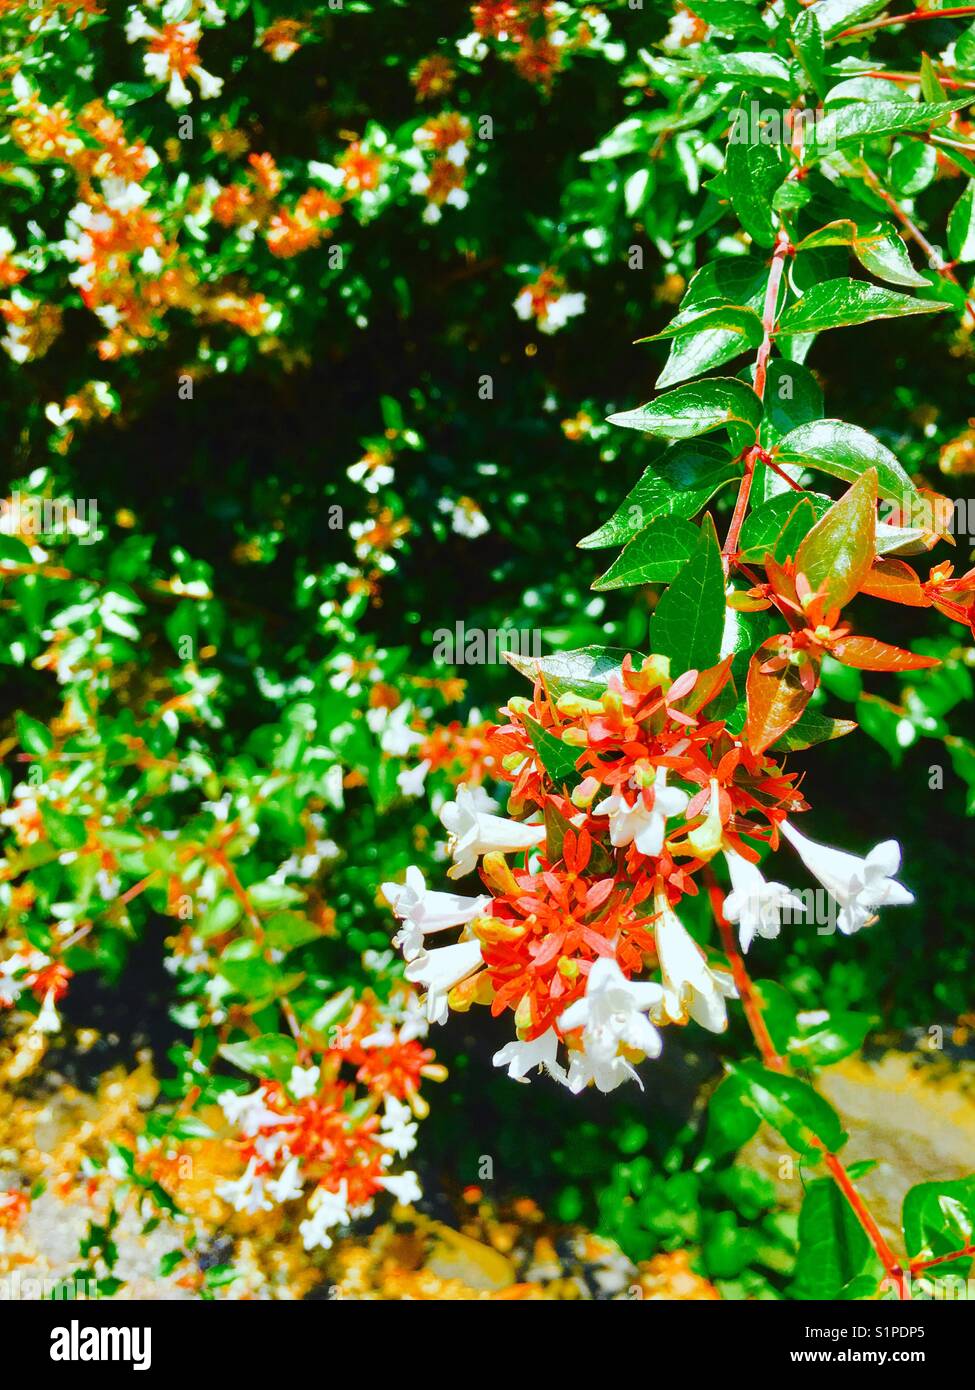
[771, 706, 858, 751]
[773, 419, 919, 501]
[16, 712, 53, 756]
[725, 134, 785, 247]
[677, 255, 768, 315]
[795, 469, 877, 611]
[902, 1177, 975, 1270]
[920, 51, 948, 104]
[778, 280, 950, 335]
[506, 645, 645, 701]
[219, 1034, 298, 1081]
[40, 806, 88, 851]
[651, 515, 726, 673]
[797, 220, 928, 289]
[651, 306, 765, 387]
[813, 0, 889, 38]
[728, 1060, 848, 1154]
[792, 1179, 873, 1298]
[889, 141, 937, 196]
[948, 180, 975, 263]
[697, 1073, 761, 1167]
[678, 50, 795, 96]
[788, 1010, 875, 1066]
[220, 955, 291, 1001]
[739, 493, 827, 563]
[265, 911, 321, 951]
[578, 441, 737, 549]
[793, 10, 827, 95]
[523, 714, 580, 783]
[593, 515, 700, 590]
[760, 360, 824, 450]
[608, 378, 762, 440]
[306, 986, 356, 1037]
[806, 99, 974, 156]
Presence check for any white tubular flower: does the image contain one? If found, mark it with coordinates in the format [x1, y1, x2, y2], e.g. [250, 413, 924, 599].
[558, 957, 666, 1094]
[593, 767, 689, 858]
[216, 1158, 273, 1215]
[192, 65, 224, 100]
[396, 759, 430, 799]
[382, 865, 490, 962]
[379, 1097, 418, 1158]
[654, 894, 736, 1033]
[32, 989, 61, 1035]
[376, 1170, 422, 1205]
[780, 822, 914, 936]
[299, 1182, 349, 1251]
[288, 1064, 320, 1100]
[492, 1028, 567, 1085]
[404, 939, 484, 1024]
[0, 960, 25, 1008]
[439, 785, 545, 879]
[125, 9, 155, 42]
[268, 1156, 304, 1204]
[512, 287, 534, 321]
[218, 1086, 289, 1135]
[722, 848, 804, 953]
[540, 291, 586, 334]
[165, 70, 192, 107]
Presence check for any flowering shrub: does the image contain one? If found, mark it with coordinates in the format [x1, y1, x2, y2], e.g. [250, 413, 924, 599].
[1, 0, 975, 1302]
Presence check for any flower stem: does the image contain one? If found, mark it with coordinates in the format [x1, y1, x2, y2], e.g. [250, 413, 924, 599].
[721, 232, 791, 571]
[910, 1242, 975, 1273]
[857, 158, 975, 323]
[835, 6, 975, 39]
[705, 872, 909, 1299]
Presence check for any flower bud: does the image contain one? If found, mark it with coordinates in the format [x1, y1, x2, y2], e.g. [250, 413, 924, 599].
[556, 692, 603, 717]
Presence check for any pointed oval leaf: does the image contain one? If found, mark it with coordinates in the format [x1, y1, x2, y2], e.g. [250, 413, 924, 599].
[651, 515, 726, 673]
[607, 378, 763, 440]
[774, 419, 919, 501]
[795, 469, 878, 611]
[592, 515, 700, 590]
[778, 279, 950, 335]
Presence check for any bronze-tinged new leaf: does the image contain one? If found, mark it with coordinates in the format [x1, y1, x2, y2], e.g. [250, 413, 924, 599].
[859, 558, 927, 607]
[745, 639, 819, 754]
[830, 635, 941, 672]
[795, 469, 877, 612]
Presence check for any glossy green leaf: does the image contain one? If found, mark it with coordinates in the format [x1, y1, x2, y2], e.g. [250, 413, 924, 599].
[651, 516, 726, 672]
[797, 220, 927, 289]
[774, 419, 919, 500]
[795, 469, 878, 611]
[506, 645, 645, 702]
[728, 1060, 848, 1154]
[948, 180, 975, 263]
[608, 378, 762, 440]
[579, 441, 737, 549]
[792, 1179, 873, 1298]
[778, 280, 950, 335]
[593, 515, 700, 590]
[725, 134, 785, 246]
[523, 713, 581, 783]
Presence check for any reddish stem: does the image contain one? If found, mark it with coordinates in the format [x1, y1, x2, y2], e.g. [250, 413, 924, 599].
[860, 67, 975, 90]
[709, 877, 788, 1070]
[836, 6, 975, 39]
[910, 1242, 975, 1273]
[721, 233, 792, 571]
[858, 160, 975, 325]
[705, 873, 909, 1299]
[821, 1152, 909, 1298]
